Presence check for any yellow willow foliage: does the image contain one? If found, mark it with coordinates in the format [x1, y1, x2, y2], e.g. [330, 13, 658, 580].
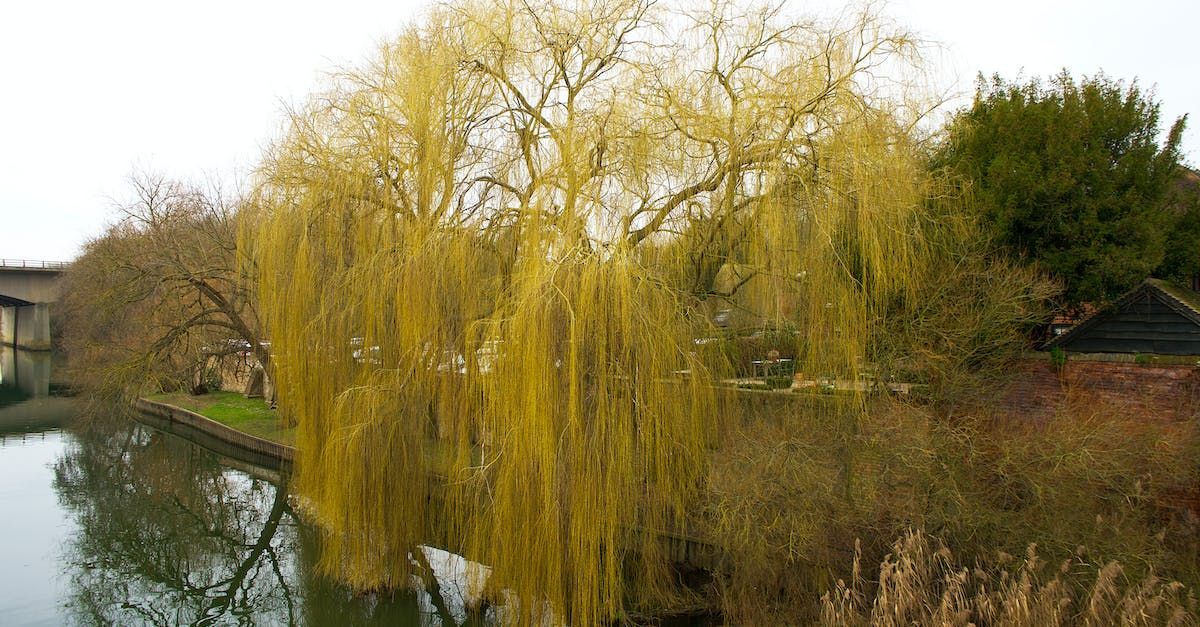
[465, 244, 720, 623]
[253, 207, 720, 622]
[758, 113, 934, 383]
[244, 0, 945, 623]
[253, 209, 494, 588]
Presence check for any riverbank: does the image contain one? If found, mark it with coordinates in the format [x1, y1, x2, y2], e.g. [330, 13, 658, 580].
[134, 394, 294, 470]
[146, 391, 294, 445]
[131, 381, 1200, 625]
[132, 394, 719, 572]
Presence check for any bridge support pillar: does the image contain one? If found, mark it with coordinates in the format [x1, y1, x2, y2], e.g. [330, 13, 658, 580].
[0, 303, 52, 351]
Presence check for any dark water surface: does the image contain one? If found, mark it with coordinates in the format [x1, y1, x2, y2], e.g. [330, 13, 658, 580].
[0, 349, 716, 626]
[0, 349, 484, 626]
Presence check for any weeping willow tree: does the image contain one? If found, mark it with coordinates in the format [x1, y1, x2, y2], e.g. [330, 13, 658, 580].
[245, 0, 962, 623]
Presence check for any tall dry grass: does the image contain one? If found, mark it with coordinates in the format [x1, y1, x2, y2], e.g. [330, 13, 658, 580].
[821, 530, 1197, 626]
[700, 393, 1200, 624]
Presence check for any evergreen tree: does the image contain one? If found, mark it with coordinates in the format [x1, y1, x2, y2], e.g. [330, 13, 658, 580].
[1159, 167, 1200, 287]
[935, 71, 1187, 307]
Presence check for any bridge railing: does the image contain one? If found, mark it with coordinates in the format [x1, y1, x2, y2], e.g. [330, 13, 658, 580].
[0, 259, 69, 270]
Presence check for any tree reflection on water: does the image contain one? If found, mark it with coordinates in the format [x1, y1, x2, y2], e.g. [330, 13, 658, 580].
[51, 411, 464, 626]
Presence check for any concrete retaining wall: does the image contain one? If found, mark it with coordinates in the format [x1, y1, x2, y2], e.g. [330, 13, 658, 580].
[131, 397, 719, 569]
[133, 398, 294, 470]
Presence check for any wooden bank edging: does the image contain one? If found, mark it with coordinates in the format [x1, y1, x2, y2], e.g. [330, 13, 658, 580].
[133, 398, 295, 468]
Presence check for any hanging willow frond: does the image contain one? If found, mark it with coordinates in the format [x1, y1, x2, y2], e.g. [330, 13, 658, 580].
[242, 1, 953, 623]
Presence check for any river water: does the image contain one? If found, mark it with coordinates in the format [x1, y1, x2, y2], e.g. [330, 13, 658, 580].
[0, 347, 489, 626]
[0, 348, 716, 626]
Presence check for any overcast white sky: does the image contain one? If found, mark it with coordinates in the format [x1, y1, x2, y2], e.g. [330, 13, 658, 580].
[1, 0, 1195, 262]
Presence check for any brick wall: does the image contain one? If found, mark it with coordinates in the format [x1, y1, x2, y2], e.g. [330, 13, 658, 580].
[997, 358, 1200, 422]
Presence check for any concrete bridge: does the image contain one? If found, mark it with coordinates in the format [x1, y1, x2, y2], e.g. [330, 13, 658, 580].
[0, 259, 67, 351]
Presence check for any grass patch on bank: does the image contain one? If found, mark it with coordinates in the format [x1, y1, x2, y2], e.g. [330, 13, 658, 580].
[146, 391, 460, 472]
[147, 390, 295, 446]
